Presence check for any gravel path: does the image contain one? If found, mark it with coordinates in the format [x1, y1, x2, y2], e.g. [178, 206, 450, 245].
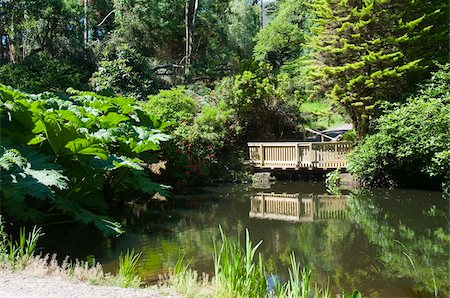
[0, 270, 179, 298]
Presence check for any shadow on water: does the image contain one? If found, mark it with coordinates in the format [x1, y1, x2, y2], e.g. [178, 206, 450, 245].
[41, 181, 449, 296]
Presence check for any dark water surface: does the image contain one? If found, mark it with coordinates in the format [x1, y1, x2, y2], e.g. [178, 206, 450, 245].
[43, 181, 449, 297]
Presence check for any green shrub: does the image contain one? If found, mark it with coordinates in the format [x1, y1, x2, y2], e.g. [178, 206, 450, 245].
[214, 64, 302, 140]
[90, 45, 166, 99]
[348, 65, 450, 188]
[0, 53, 90, 93]
[145, 86, 198, 124]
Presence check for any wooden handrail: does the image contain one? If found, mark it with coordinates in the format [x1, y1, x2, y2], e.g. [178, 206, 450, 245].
[248, 141, 352, 170]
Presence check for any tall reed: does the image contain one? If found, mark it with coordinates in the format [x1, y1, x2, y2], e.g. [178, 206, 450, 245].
[165, 226, 338, 298]
[7, 226, 43, 268]
[214, 226, 266, 297]
[117, 249, 142, 288]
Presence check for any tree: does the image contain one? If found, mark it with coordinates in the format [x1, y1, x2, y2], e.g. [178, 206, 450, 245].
[226, 0, 259, 59]
[348, 65, 450, 188]
[308, 0, 449, 138]
[112, 0, 185, 60]
[253, 0, 312, 68]
[0, 0, 85, 63]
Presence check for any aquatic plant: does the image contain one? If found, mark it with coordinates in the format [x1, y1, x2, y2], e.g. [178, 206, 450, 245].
[117, 249, 142, 288]
[162, 227, 341, 298]
[325, 168, 341, 195]
[213, 226, 266, 297]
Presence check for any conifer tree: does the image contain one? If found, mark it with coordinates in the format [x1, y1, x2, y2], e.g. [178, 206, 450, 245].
[308, 0, 449, 138]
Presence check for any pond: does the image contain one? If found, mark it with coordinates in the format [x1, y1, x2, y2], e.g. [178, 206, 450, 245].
[43, 181, 449, 297]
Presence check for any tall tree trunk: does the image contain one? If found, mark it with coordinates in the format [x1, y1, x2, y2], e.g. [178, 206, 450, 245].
[9, 10, 17, 62]
[260, 0, 264, 28]
[185, 0, 190, 68]
[185, 0, 199, 73]
[84, 0, 89, 47]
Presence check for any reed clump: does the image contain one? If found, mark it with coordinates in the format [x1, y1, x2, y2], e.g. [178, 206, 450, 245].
[160, 226, 346, 298]
[117, 249, 142, 288]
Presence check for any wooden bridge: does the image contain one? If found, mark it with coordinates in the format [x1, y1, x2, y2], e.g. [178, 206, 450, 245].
[249, 193, 348, 222]
[248, 141, 352, 170]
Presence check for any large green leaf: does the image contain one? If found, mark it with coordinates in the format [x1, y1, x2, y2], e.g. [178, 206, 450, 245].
[123, 172, 172, 198]
[39, 113, 81, 155]
[0, 147, 68, 201]
[99, 112, 130, 128]
[53, 196, 123, 236]
[65, 138, 109, 160]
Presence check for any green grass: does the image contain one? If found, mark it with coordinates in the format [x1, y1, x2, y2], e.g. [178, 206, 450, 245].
[213, 226, 266, 297]
[7, 226, 43, 269]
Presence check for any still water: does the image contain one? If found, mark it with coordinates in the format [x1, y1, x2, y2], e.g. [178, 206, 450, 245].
[45, 181, 449, 297]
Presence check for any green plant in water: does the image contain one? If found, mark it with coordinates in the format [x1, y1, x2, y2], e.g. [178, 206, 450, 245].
[343, 289, 362, 298]
[165, 227, 356, 297]
[117, 249, 142, 288]
[325, 168, 341, 195]
[214, 226, 266, 297]
[274, 252, 330, 298]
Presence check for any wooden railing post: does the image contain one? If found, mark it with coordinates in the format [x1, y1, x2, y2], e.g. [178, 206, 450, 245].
[259, 144, 264, 166]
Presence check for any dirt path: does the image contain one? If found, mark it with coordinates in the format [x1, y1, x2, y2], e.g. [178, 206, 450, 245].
[0, 270, 179, 298]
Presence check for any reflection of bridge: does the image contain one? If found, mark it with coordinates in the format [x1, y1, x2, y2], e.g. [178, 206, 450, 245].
[249, 193, 348, 222]
[248, 142, 352, 170]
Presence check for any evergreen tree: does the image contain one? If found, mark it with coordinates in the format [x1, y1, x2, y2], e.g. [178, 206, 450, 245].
[308, 0, 449, 138]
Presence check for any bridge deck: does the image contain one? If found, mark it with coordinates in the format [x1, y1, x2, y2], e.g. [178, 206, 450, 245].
[248, 141, 351, 170]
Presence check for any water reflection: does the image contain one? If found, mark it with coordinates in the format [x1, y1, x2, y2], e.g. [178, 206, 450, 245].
[43, 182, 449, 297]
[347, 190, 450, 296]
[250, 193, 348, 222]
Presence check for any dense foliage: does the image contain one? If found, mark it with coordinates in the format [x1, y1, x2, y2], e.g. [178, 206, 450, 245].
[254, 0, 312, 68]
[0, 85, 170, 234]
[308, 0, 449, 138]
[348, 66, 450, 187]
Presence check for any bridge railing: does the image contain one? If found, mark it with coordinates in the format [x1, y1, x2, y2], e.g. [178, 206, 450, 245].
[248, 141, 352, 170]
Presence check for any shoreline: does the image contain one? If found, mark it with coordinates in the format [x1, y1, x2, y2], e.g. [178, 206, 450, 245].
[0, 268, 179, 298]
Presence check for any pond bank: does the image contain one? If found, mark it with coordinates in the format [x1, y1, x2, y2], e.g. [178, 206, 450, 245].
[0, 269, 179, 298]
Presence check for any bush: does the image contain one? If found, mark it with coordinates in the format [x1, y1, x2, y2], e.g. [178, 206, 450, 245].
[145, 86, 198, 124]
[214, 64, 302, 141]
[0, 53, 90, 93]
[348, 65, 450, 188]
[90, 45, 166, 99]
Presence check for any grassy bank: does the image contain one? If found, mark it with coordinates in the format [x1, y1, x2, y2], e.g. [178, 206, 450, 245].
[1, 218, 361, 297]
[0, 217, 142, 289]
